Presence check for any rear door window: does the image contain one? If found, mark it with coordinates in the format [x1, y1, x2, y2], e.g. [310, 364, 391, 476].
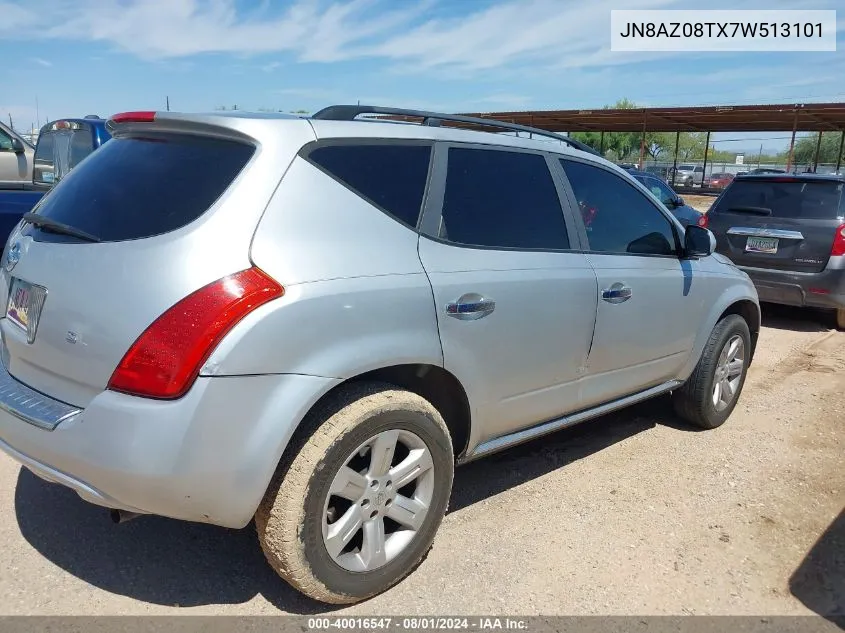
[713, 179, 844, 220]
[26, 133, 254, 243]
[439, 147, 570, 250]
[306, 143, 432, 228]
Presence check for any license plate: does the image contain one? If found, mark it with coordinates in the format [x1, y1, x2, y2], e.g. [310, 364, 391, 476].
[6, 278, 47, 343]
[745, 236, 779, 254]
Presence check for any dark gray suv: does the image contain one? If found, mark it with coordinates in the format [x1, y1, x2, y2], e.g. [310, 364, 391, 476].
[705, 173, 845, 329]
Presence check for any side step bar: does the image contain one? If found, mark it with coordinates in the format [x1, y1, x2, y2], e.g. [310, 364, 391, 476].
[460, 380, 683, 464]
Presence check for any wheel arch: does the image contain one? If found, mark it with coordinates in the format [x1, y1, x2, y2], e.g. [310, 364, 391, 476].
[280, 363, 473, 470]
[679, 290, 761, 381]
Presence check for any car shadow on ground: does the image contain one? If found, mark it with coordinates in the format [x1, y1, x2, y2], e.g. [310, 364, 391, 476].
[449, 395, 682, 513]
[13, 395, 686, 613]
[789, 508, 845, 629]
[760, 303, 836, 333]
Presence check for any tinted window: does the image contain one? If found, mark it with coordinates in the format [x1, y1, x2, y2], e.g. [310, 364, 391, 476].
[33, 129, 96, 185]
[712, 179, 844, 220]
[69, 129, 96, 169]
[440, 148, 569, 250]
[641, 176, 677, 207]
[32, 133, 55, 185]
[561, 159, 677, 256]
[26, 133, 254, 243]
[308, 144, 431, 228]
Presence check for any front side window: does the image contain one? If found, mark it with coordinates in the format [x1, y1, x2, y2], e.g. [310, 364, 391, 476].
[440, 147, 570, 250]
[561, 159, 677, 256]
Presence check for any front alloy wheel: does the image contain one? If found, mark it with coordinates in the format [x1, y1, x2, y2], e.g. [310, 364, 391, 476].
[712, 334, 745, 412]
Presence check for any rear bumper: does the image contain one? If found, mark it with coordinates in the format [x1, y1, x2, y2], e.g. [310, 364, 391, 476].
[0, 363, 338, 528]
[738, 257, 845, 310]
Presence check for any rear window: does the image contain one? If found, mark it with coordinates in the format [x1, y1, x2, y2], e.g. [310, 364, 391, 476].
[713, 179, 845, 220]
[26, 133, 254, 243]
[306, 143, 432, 228]
[33, 124, 98, 186]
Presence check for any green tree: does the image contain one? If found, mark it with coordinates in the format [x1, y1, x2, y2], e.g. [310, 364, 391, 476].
[790, 132, 844, 165]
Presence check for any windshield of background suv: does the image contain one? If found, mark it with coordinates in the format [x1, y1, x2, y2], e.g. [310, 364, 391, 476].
[713, 179, 845, 220]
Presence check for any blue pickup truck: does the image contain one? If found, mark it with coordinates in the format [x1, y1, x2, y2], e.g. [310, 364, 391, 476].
[0, 117, 111, 243]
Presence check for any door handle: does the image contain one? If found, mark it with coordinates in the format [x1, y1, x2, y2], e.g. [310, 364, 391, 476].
[601, 283, 632, 304]
[446, 293, 495, 321]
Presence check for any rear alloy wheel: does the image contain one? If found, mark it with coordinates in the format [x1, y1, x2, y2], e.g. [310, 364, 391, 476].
[673, 314, 751, 429]
[256, 383, 454, 604]
[836, 308, 845, 331]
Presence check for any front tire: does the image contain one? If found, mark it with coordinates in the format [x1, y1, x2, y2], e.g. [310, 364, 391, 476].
[255, 382, 454, 604]
[673, 314, 751, 429]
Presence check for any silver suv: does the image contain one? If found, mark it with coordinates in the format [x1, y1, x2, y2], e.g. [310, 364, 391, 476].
[0, 106, 760, 604]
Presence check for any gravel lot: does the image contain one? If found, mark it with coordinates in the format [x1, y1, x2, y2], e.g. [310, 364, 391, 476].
[0, 304, 842, 616]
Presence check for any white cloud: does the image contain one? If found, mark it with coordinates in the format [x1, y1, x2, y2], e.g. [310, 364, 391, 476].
[31, 57, 53, 67]
[261, 62, 282, 72]
[4, 0, 843, 78]
[0, 1, 37, 34]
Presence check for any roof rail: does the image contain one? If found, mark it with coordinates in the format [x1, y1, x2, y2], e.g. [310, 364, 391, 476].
[311, 105, 601, 156]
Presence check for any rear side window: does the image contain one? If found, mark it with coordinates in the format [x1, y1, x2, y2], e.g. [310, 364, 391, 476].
[712, 179, 844, 220]
[307, 144, 432, 228]
[27, 134, 254, 243]
[439, 147, 570, 250]
[561, 159, 677, 256]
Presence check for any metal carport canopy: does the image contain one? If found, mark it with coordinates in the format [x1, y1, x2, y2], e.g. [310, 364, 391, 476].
[456, 102, 845, 133]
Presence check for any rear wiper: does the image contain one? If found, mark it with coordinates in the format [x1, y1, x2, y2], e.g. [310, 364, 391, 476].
[726, 206, 772, 216]
[22, 212, 101, 243]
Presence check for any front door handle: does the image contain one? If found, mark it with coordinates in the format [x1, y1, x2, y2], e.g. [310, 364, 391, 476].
[446, 293, 495, 321]
[601, 283, 632, 304]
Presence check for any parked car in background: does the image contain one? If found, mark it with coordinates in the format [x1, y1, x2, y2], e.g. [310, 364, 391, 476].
[747, 168, 786, 175]
[0, 117, 111, 244]
[671, 164, 705, 187]
[0, 122, 35, 187]
[704, 173, 845, 329]
[644, 164, 671, 180]
[706, 172, 735, 189]
[625, 168, 703, 227]
[0, 105, 760, 605]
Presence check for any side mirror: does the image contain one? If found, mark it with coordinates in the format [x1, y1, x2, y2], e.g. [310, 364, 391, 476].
[675, 196, 685, 207]
[684, 224, 715, 258]
[10, 138, 25, 154]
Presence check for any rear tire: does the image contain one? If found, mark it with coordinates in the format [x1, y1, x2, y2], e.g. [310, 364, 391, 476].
[673, 314, 751, 430]
[836, 308, 845, 331]
[255, 382, 454, 604]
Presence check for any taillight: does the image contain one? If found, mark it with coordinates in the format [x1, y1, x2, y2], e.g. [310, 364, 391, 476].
[108, 267, 283, 399]
[110, 111, 156, 124]
[697, 214, 709, 228]
[832, 223, 845, 256]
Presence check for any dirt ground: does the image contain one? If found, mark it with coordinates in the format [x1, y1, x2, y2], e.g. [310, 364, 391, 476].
[0, 304, 842, 616]
[684, 194, 717, 213]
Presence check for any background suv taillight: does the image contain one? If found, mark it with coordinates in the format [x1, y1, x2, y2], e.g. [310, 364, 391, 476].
[831, 223, 845, 256]
[108, 267, 283, 399]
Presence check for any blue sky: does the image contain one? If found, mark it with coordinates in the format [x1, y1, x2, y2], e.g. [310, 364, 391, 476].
[2, 0, 844, 153]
